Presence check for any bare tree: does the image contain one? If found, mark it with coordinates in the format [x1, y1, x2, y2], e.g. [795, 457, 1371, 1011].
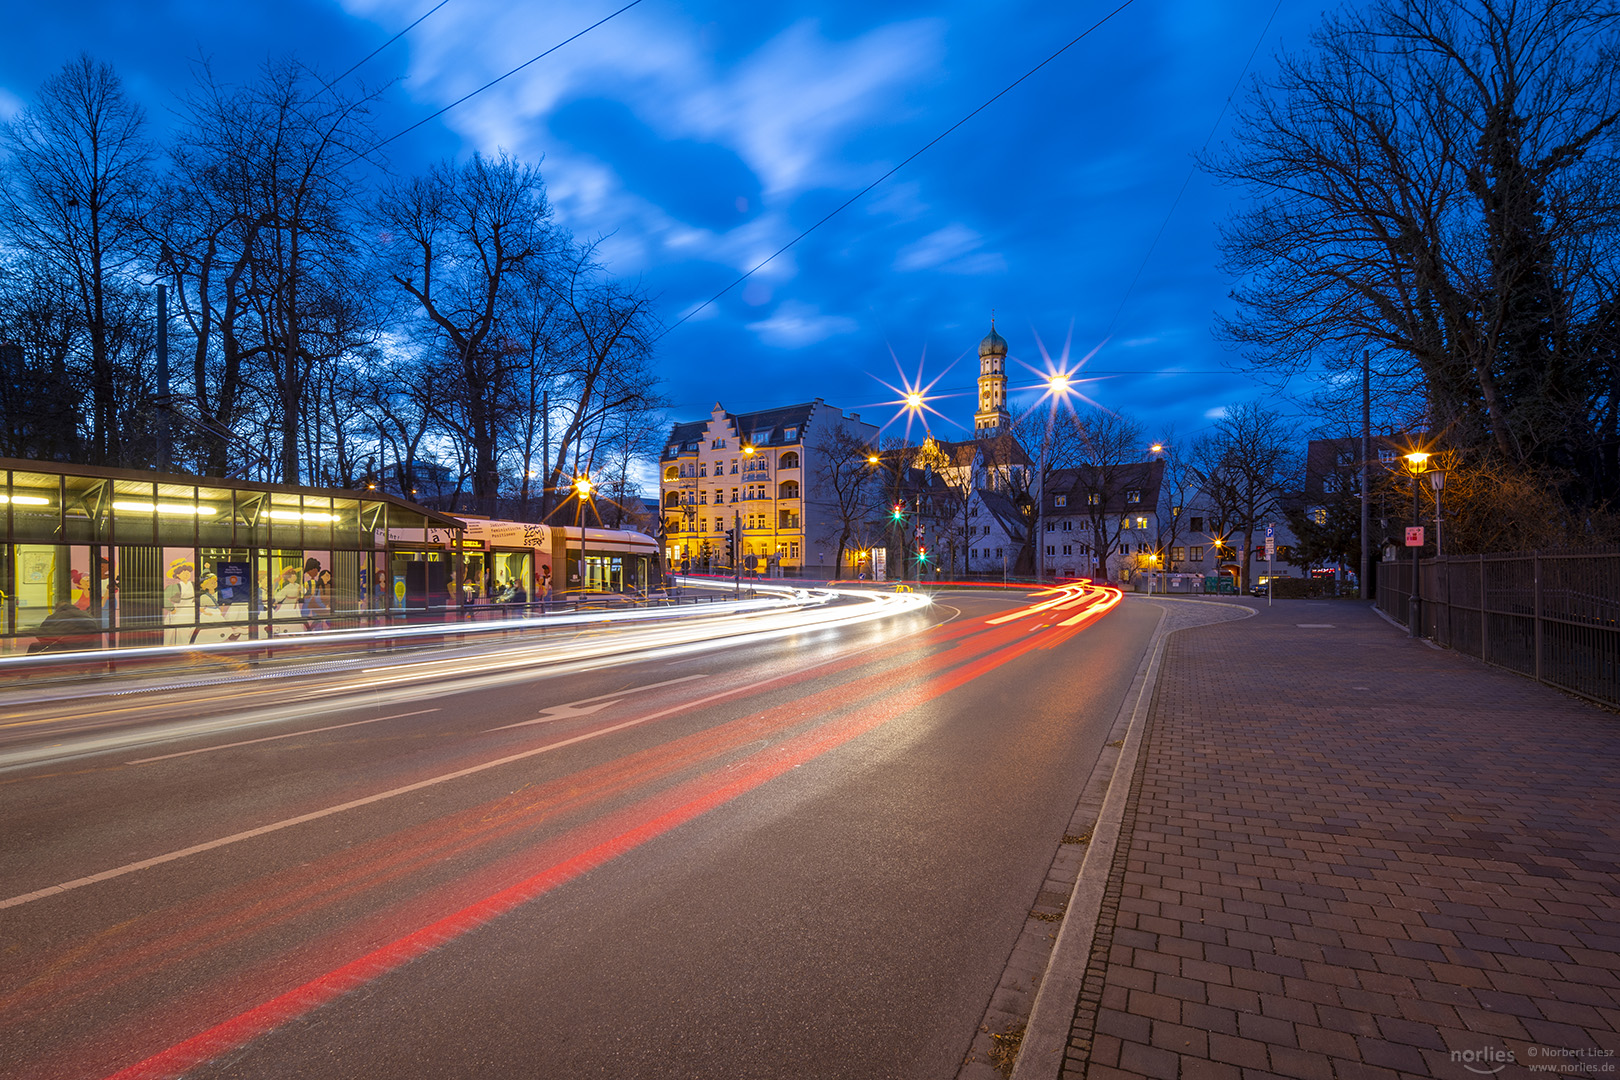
[0, 54, 153, 465]
[539, 245, 663, 519]
[811, 421, 877, 579]
[1066, 408, 1147, 581]
[1191, 403, 1298, 591]
[1208, 0, 1620, 507]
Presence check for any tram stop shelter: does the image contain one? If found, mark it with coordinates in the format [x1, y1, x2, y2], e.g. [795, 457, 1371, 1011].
[0, 458, 465, 654]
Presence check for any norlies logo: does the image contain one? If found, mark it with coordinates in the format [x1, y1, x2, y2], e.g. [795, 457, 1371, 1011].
[1453, 1047, 1516, 1075]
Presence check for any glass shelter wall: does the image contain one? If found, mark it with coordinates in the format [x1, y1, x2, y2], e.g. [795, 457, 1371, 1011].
[0, 461, 459, 654]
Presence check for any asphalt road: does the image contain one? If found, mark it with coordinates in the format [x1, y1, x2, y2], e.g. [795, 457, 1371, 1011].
[0, 586, 1159, 1080]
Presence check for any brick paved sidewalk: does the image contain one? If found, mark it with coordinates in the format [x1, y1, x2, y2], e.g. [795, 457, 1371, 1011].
[1063, 599, 1620, 1080]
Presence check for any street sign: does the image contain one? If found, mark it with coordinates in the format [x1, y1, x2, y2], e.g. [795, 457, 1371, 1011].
[873, 548, 887, 582]
[1405, 526, 1425, 547]
[744, 554, 758, 571]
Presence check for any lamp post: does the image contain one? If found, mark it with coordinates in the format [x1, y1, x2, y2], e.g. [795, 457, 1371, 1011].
[1035, 371, 1074, 583]
[1402, 452, 1430, 637]
[1429, 468, 1446, 558]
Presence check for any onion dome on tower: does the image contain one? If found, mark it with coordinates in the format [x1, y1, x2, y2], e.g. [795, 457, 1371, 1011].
[974, 318, 1011, 435]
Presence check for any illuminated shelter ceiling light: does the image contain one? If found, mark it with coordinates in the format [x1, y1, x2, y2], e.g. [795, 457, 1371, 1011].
[112, 500, 221, 517]
[0, 494, 50, 506]
[265, 510, 339, 522]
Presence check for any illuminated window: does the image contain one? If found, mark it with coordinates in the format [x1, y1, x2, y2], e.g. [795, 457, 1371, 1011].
[1135, 516, 1148, 530]
[1172, 546, 1185, 562]
[1190, 546, 1204, 562]
[1088, 493, 1101, 505]
[1054, 494, 1067, 508]
[1126, 490, 1141, 504]
[1313, 507, 1328, 525]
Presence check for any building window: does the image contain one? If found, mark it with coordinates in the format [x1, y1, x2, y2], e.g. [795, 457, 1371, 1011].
[712, 439, 726, 449]
[731, 462, 738, 474]
[1190, 546, 1204, 562]
[699, 463, 707, 477]
[779, 480, 800, 499]
[1324, 474, 1343, 494]
[983, 525, 991, 535]
[1190, 516, 1203, 532]
[1062, 544, 1072, 556]
[779, 451, 800, 469]
[1126, 490, 1141, 504]
[1379, 447, 1397, 464]
[1135, 516, 1148, 530]
[1046, 521, 1055, 532]
[1054, 494, 1067, 508]
[1313, 506, 1328, 525]
[1088, 493, 1101, 505]
[783, 427, 798, 441]
[1171, 546, 1185, 562]
[699, 492, 708, 504]
[1061, 520, 1072, 531]
[663, 465, 678, 481]
[789, 542, 799, 559]
[1046, 545, 1056, 556]
[995, 547, 1004, 558]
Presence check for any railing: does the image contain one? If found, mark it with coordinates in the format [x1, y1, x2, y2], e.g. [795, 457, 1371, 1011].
[1376, 549, 1620, 708]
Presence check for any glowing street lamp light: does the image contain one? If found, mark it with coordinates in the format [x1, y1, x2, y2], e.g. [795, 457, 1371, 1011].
[573, 475, 594, 528]
[1035, 370, 1079, 582]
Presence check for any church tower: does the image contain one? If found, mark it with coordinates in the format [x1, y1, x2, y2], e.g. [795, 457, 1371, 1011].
[973, 320, 1011, 435]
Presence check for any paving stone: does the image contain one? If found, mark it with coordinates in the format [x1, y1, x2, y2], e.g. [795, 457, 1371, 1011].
[1054, 601, 1620, 1080]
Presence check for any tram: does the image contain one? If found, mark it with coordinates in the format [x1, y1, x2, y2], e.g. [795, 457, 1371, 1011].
[387, 516, 663, 609]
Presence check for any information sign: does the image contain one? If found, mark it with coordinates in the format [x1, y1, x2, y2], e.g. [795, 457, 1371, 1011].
[1405, 526, 1425, 547]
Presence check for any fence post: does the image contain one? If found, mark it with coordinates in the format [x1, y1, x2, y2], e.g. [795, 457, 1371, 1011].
[1479, 554, 1487, 663]
[1533, 553, 1543, 682]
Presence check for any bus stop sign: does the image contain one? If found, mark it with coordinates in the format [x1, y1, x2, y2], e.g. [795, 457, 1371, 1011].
[1405, 526, 1425, 547]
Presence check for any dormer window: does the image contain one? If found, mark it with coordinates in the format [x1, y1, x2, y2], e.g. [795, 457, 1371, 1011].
[1053, 495, 1067, 508]
[1126, 490, 1141, 504]
[783, 426, 798, 442]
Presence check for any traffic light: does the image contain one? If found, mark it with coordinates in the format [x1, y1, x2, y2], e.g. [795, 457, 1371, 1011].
[724, 527, 736, 563]
[917, 546, 928, 563]
[891, 503, 905, 521]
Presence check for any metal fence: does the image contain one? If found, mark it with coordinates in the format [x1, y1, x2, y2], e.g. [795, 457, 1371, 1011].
[1376, 549, 1620, 708]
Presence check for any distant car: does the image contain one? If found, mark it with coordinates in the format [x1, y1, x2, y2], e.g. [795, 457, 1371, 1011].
[1249, 582, 1269, 597]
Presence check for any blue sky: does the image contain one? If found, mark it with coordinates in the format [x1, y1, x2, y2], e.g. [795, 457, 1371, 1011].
[0, 0, 1335, 447]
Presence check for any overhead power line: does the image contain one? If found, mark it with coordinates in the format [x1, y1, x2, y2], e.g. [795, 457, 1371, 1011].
[321, 0, 455, 92]
[658, 0, 1140, 340]
[368, 0, 648, 155]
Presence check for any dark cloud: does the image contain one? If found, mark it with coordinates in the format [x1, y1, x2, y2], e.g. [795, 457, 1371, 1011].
[0, 0, 1336, 450]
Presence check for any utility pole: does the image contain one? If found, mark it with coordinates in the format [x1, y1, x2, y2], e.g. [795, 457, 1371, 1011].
[156, 284, 171, 472]
[734, 508, 742, 598]
[1360, 349, 1370, 601]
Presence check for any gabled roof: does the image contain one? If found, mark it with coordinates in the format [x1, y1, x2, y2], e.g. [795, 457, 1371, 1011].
[977, 489, 1028, 539]
[1045, 459, 1165, 514]
[661, 401, 827, 459]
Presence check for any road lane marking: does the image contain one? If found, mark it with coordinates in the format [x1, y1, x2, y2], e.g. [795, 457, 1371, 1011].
[0, 669, 840, 911]
[125, 710, 442, 765]
[487, 673, 710, 731]
[491, 700, 621, 729]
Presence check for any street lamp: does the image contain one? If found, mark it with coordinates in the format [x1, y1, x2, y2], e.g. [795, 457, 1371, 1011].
[573, 475, 593, 528]
[1034, 370, 1077, 582]
[1401, 452, 1430, 637]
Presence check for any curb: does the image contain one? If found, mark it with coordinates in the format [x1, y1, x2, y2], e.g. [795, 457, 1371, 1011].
[1007, 599, 1252, 1080]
